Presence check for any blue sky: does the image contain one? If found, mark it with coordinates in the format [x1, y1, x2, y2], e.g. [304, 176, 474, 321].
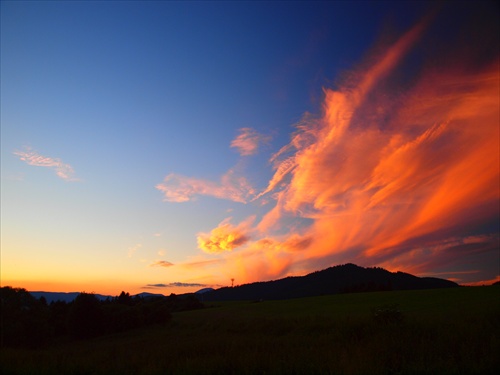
[2, 1, 498, 295]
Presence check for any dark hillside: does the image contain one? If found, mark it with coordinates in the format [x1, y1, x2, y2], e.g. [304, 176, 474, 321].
[204, 263, 458, 301]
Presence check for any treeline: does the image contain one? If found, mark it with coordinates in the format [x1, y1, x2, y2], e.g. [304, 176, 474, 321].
[0, 287, 203, 348]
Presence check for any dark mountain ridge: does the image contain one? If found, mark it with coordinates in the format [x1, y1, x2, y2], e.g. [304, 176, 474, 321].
[203, 263, 458, 301]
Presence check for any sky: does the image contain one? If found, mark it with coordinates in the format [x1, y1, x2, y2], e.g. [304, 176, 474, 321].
[1, 1, 498, 296]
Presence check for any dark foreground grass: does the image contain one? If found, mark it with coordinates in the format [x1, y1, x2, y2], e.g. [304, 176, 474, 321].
[2, 286, 499, 374]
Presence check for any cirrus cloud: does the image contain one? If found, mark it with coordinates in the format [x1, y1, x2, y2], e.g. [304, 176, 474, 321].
[150, 260, 174, 268]
[211, 11, 499, 285]
[154, 6, 499, 286]
[145, 282, 209, 288]
[156, 169, 255, 203]
[248, 15, 499, 283]
[230, 127, 271, 156]
[14, 146, 78, 181]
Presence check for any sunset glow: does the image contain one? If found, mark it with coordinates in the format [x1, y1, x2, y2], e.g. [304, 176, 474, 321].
[1, 1, 498, 296]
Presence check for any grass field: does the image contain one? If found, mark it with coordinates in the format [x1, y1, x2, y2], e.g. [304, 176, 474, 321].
[1, 286, 499, 374]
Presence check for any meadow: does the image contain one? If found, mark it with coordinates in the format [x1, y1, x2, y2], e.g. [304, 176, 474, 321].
[1, 286, 499, 375]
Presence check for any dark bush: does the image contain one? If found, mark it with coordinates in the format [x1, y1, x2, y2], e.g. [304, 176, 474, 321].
[183, 294, 204, 310]
[141, 301, 172, 325]
[102, 303, 142, 333]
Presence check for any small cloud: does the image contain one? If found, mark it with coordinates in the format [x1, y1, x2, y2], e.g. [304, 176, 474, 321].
[182, 259, 225, 269]
[153, 233, 162, 237]
[230, 127, 271, 156]
[156, 169, 254, 203]
[127, 243, 142, 258]
[150, 260, 174, 267]
[13, 146, 78, 181]
[157, 250, 166, 256]
[144, 282, 217, 289]
[168, 282, 207, 287]
[197, 217, 253, 254]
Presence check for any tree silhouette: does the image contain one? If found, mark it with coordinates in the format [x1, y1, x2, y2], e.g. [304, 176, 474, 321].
[0, 287, 49, 347]
[67, 292, 104, 339]
[117, 291, 133, 306]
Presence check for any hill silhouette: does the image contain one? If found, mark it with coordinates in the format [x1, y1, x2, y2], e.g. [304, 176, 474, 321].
[204, 263, 458, 301]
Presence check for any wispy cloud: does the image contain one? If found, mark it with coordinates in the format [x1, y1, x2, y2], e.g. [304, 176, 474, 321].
[156, 169, 255, 203]
[13, 146, 78, 181]
[256, 234, 312, 253]
[144, 282, 218, 289]
[156, 128, 267, 203]
[230, 127, 271, 156]
[154, 11, 499, 286]
[463, 276, 500, 286]
[146, 283, 169, 288]
[196, 15, 498, 285]
[127, 243, 142, 258]
[244, 16, 499, 282]
[169, 282, 206, 287]
[150, 260, 174, 267]
[182, 259, 225, 269]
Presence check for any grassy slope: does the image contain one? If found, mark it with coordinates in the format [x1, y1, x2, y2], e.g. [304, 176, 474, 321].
[2, 286, 499, 375]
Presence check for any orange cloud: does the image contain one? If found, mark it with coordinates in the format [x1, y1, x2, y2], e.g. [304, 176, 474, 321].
[181, 259, 225, 269]
[256, 234, 312, 253]
[197, 217, 253, 253]
[159, 8, 498, 287]
[228, 248, 294, 284]
[150, 260, 174, 268]
[463, 276, 500, 287]
[247, 14, 499, 282]
[230, 127, 271, 156]
[156, 169, 255, 203]
[14, 146, 78, 181]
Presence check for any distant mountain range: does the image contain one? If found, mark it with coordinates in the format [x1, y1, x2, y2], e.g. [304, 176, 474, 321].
[29, 264, 458, 303]
[202, 263, 459, 301]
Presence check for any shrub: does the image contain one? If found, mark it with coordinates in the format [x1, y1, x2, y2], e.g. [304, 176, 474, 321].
[141, 301, 172, 325]
[102, 304, 142, 333]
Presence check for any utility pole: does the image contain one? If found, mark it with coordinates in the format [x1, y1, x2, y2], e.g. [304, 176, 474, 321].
[231, 278, 234, 287]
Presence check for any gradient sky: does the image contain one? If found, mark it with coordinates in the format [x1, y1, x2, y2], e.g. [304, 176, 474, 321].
[1, 1, 498, 296]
